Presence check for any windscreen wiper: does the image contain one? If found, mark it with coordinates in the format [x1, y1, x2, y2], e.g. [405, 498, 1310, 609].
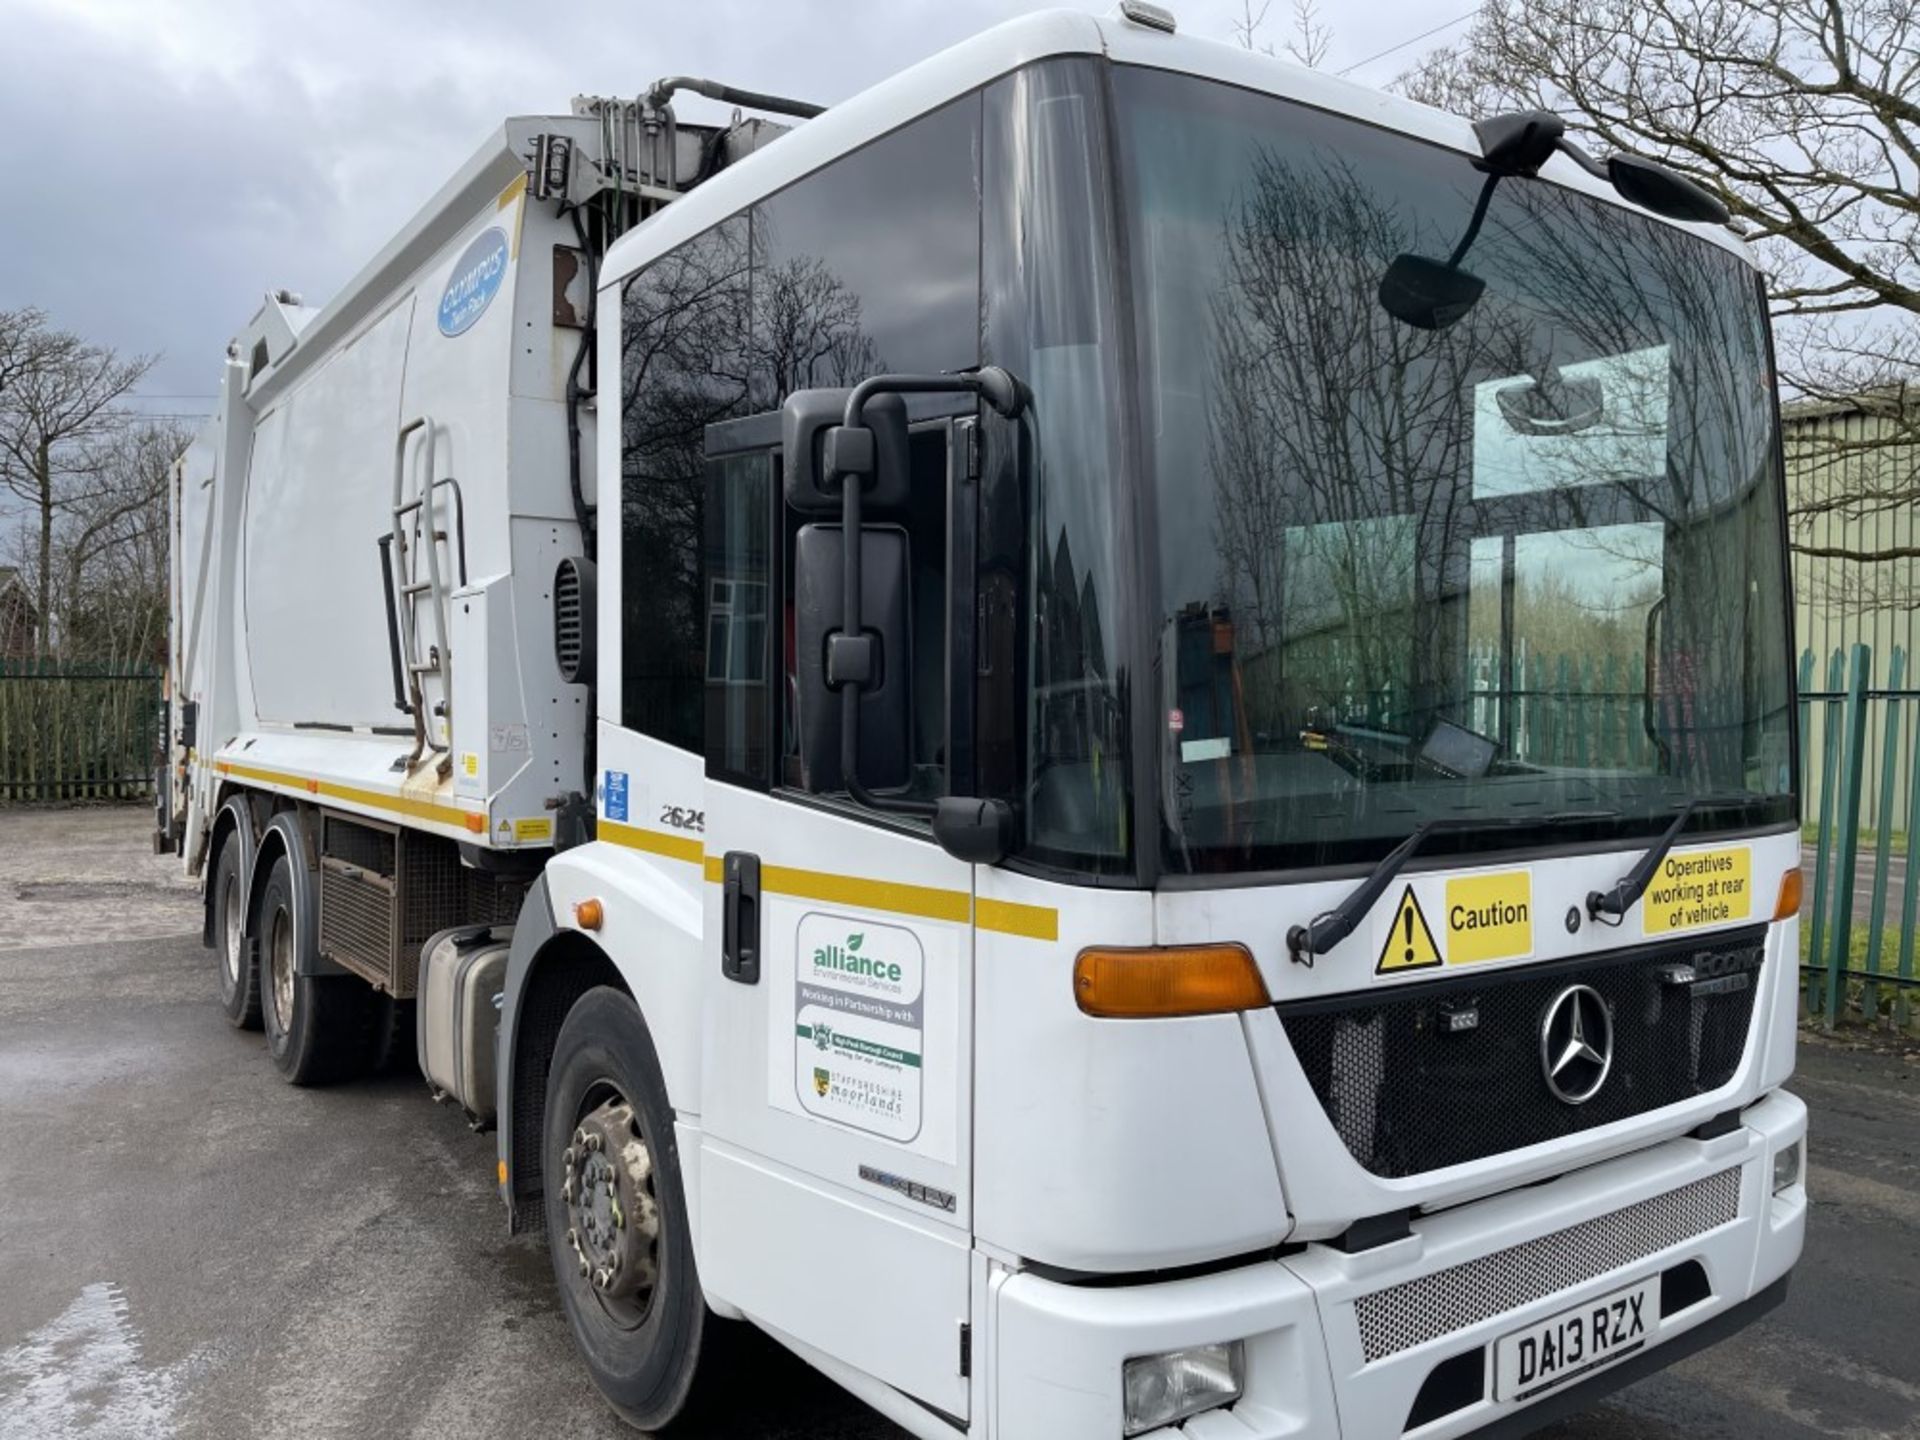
[1585, 794, 1761, 921]
[1287, 809, 1617, 966]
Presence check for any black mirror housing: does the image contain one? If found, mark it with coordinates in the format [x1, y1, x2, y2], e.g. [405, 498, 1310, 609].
[932, 797, 1016, 865]
[1379, 253, 1487, 331]
[1605, 154, 1730, 226]
[1472, 109, 1564, 176]
[781, 389, 910, 515]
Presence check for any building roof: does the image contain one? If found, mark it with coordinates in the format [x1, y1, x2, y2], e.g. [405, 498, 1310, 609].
[1782, 383, 1916, 425]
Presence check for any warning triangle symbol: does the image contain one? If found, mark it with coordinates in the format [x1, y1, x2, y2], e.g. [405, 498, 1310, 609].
[1376, 885, 1443, 974]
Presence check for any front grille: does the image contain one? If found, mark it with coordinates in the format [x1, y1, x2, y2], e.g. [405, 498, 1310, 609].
[1278, 928, 1766, 1177]
[1353, 1166, 1741, 1362]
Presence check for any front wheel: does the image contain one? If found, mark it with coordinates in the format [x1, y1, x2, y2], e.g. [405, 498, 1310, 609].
[544, 987, 705, 1430]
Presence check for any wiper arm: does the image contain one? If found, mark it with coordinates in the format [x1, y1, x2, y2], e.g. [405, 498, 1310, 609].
[1585, 793, 1761, 921]
[1287, 808, 1620, 967]
[1287, 816, 1485, 966]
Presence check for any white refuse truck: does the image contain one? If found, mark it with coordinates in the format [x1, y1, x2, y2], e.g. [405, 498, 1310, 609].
[161, 6, 1808, 1436]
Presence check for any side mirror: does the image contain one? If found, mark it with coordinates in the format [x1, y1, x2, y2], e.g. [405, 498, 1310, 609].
[1379, 253, 1486, 332]
[781, 368, 1027, 860]
[793, 523, 913, 793]
[782, 389, 909, 515]
[1605, 154, 1730, 226]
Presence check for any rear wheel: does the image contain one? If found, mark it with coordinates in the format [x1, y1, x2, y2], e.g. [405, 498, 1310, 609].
[258, 854, 378, 1085]
[544, 987, 705, 1430]
[212, 840, 260, 1030]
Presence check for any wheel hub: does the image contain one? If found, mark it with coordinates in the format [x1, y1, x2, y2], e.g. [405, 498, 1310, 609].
[223, 878, 243, 984]
[562, 1099, 660, 1308]
[269, 911, 294, 1028]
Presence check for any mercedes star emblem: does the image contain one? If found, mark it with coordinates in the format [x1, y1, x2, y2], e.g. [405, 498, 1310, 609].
[1540, 984, 1614, 1105]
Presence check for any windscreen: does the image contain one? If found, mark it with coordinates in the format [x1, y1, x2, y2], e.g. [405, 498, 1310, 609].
[1114, 66, 1794, 874]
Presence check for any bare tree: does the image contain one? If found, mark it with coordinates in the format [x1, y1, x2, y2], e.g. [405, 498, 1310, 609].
[1395, 0, 1920, 566]
[1232, 0, 1333, 67]
[57, 420, 184, 667]
[0, 309, 153, 655]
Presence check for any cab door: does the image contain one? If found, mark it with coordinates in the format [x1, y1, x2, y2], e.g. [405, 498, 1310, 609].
[695, 410, 978, 1419]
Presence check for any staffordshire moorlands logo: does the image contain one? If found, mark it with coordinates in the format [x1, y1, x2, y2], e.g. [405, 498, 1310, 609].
[814, 1066, 831, 1096]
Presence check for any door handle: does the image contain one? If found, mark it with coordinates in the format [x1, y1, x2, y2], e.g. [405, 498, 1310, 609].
[722, 851, 761, 984]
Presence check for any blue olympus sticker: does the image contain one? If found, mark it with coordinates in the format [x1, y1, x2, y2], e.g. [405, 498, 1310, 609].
[604, 770, 629, 823]
[438, 226, 509, 337]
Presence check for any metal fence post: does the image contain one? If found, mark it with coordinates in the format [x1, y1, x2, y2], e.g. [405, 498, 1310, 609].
[1825, 643, 1873, 1028]
[1863, 647, 1905, 1024]
[1806, 649, 1845, 1015]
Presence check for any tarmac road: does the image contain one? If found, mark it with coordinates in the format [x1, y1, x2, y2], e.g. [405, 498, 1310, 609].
[1, 807, 1916, 1440]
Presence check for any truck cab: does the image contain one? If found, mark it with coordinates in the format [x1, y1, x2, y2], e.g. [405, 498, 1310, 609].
[499, 7, 1805, 1438]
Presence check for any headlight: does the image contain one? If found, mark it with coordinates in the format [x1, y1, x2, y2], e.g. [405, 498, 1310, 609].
[1122, 1341, 1244, 1435]
[1773, 1139, 1802, 1194]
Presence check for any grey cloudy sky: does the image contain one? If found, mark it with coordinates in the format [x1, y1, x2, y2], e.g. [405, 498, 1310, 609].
[0, 0, 1461, 424]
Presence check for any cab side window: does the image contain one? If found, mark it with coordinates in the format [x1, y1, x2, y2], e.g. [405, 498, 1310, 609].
[705, 450, 775, 787]
[749, 96, 982, 411]
[620, 217, 751, 748]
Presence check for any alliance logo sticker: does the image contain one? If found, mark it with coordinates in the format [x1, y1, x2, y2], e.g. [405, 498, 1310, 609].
[793, 913, 924, 1143]
[438, 226, 509, 337]
[1376, 886, 1443, 974]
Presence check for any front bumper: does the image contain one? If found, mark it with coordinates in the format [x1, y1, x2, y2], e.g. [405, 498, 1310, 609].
[990, 1090, 1805, 1439]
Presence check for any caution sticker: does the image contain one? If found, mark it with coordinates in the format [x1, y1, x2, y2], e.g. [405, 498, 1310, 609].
[1444, 870, 1533, 964]
[1643, 846, 1751, 934]
[1376, 886, 1443, 974]
[512, 816, 553, 843]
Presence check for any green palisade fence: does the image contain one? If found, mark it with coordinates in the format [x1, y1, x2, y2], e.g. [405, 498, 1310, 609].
[1798, 642, 1920, 1028]
[0, 660, 162, 804]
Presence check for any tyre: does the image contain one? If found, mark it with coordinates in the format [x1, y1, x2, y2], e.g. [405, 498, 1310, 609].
[211, 839, 261, 1030]
[258, 854, 378, 1086]
[544, 987, 705, 1430]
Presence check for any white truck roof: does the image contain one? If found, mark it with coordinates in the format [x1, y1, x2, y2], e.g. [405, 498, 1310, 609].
[600, 6, 1753, 293]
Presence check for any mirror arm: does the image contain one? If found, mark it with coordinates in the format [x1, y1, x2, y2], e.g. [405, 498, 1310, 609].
[828, 369, 1026, 829]
[833, 432, 935, 821]
[1552, 135, 1612, 182]
[1445, 171, 1502, 269]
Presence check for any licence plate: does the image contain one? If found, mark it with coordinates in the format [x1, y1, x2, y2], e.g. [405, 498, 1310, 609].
[1495, 1277, 1658, 1401]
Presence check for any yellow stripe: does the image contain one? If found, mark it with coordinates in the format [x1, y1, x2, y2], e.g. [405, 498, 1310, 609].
[761, 862, 972, 925]
[215, 758, 478, 830]
[976, 896, 1060, 941]
[599, 820, 1059, 937]
[600, 819, 705, 866]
